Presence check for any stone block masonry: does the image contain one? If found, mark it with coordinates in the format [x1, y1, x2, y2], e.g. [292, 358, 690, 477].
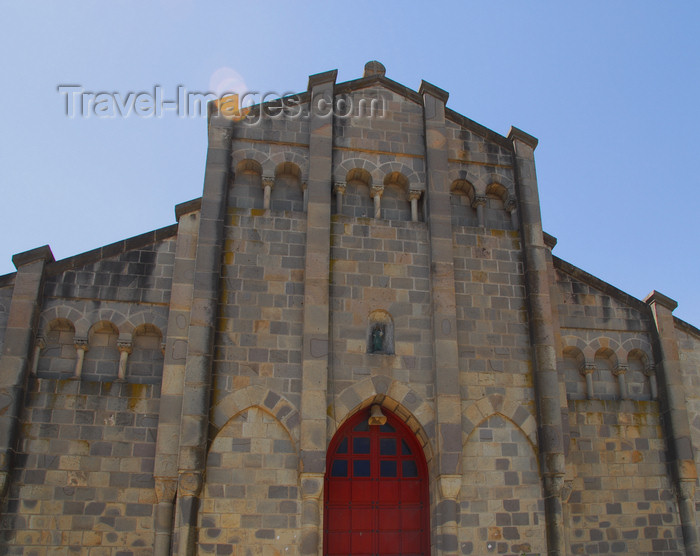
[0, 379, 160, 555]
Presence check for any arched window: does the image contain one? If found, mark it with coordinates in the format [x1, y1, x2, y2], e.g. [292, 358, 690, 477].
[324, 407, 429, 555]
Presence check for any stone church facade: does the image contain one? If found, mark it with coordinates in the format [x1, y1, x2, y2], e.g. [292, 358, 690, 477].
[0, 61, 699, 555]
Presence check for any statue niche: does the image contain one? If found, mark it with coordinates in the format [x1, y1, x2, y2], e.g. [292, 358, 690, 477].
[367, 311, 394, 355]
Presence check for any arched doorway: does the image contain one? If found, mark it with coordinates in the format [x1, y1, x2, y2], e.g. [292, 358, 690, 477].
[324, 406, 429, 555]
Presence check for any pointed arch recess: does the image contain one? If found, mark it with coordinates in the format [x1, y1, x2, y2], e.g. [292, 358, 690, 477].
[210, 385, 300, 446]
[461, 394, 538, 450]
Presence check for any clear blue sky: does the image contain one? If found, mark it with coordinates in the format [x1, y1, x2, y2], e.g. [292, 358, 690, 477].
[1, 1, 698, 325]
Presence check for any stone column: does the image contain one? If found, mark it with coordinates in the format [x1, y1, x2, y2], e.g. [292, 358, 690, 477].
[30, 336, 45, 376]
[645, 291, 700, 556]
[508, 127, 566, 556]
[117, 340, 132, 381]
[262, 176, 274, 210]
[420, 80, 462, 554]
[613, 364, 628, 400]
[299, 68, 336, 555]
[73, 338, 88, 379]
[472, 194, 487, 227]
[153, 198, 201, 556]
[174, 108, 231, 555]
[0, 245, 54, 498]
[333, 181, 346, 215]
[408, 189, 422, 222]
[154, 477, 177, 556]
[177, 471, 203, 556]
[300, 473, 324, 555]
[581, 363, 595, 400]
[370, 184, 383, 219]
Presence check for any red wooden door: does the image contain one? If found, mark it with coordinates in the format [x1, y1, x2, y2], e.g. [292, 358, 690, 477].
[324, 408, 429, 555]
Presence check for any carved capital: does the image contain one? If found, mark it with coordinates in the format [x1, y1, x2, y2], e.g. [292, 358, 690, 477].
[543, 475, 565, 498]
[178, 471, 203, 498]
[676, 480, 696, 502]
[407, 189, 422, 202]
[299, 472, 324, 501]
[35, 336, 46, 351]
[437, 474, 462, 500]
[117, 341, 133, 354]
[262, 176, 274, 189]
[471, 195, 487, 208]
[560, 479, 574, 502]
[580, 363, 596, 376]
[155, 477, 178, 504]
[74, 338, 89, 352]
[370, 185, 384, 199]
[612, 364, 628, 377]
[644, 364, 657, 378]
[160, 342, 166, 356]
[504, 199, 517, 213]
[333, 181, 346, 195]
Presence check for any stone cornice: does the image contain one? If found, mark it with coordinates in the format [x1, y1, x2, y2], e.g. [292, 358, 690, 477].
[175, 197, 202, 221]
[543, 232, 558, 250]
[644, 290, 678, 312]
[507, 126, 539, 150]
[12, 245, 54, 269]
[307, 69, 338, 90]
[418, 80, 449, 104]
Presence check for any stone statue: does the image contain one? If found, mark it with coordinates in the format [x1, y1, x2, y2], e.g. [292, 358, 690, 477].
[371, 324, 384, 353]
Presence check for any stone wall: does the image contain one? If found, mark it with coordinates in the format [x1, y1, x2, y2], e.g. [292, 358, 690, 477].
[329, 216, 432, 404]
[0, 379, 161, 555]
[565, 399, 682, 555]
[213, 208, 307, 409]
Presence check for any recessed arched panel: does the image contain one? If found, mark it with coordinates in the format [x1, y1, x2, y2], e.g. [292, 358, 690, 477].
[324, 407, 429, 555]
[271, 161, 304, 212]
[199, 406, 299, 553]
[128, 323, 163, 384]
[627, 349, 651, 400]
[450, 180, 477, 228]
[231, 158, 264, 209]
[563, 346, 586, 400]
[343, 168, 374, 218]
[37, 318, 76, 379]
[460, 414, 545, 555]
[83, 321, 119, 382]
